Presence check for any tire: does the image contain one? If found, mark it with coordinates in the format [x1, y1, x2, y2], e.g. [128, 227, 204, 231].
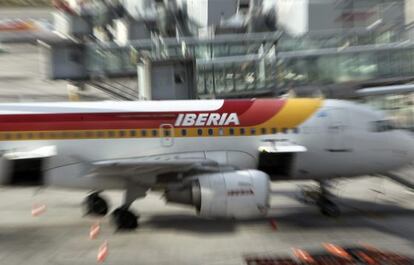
[83, 194, 108, 216]
[111, 208, 138, 230]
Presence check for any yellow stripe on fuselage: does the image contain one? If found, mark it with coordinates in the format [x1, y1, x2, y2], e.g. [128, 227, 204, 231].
[259, 98, 323, 129]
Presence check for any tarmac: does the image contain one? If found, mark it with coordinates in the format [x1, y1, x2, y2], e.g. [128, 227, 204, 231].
[0, 177, 413, 265]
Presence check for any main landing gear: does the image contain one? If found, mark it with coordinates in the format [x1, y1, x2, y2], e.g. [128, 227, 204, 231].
[300, 181, 341, 217]
[83, 185, 147, 230]
[83, 191, 109, 216]
[111, 207, 139, 230]
[110, 184, 147, 230]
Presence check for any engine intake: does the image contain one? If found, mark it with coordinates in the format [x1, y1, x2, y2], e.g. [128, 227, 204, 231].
[165, 170, 270, 219]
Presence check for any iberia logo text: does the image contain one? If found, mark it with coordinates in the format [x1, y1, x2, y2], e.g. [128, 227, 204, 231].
[175, 113, 240, 126]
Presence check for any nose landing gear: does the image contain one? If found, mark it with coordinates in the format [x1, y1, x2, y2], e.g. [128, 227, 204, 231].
[317, 196, 341, 217]
[300, 181, 341, 217]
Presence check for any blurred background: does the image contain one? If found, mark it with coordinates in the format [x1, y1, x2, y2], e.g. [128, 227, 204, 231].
[1, 1, 414, 262]
[1, 0, 414, 129]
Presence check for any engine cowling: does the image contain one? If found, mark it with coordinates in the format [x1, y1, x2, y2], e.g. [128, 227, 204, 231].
[165, 170, 270, 219]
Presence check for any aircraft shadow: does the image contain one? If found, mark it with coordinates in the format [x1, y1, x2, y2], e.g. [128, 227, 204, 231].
[141, 196, 414, 244]
[140, 214, 237, 234]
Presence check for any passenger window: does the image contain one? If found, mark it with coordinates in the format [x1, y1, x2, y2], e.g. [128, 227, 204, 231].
[181, 129, 187, 136]
[151, 129, 158, 137]
[229, 128, 234, 135]
[250, 128, 256, 135]
[240, 128, 245, 135]
[218, 128, 224, 136]
[164, 130, 171, 137]
[261, 128, 267, 134]
[130, 130, 136, 137]
[282, 128, 288, 134]
[141, 130, 147, 137]
[197, 129, 203, 136]
[271, 128, 277, 134]
[208, 128, 214, 136]
[119, 131, 126, 137]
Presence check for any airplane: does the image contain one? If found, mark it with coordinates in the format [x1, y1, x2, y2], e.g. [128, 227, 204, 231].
[0, 98, 413, 230]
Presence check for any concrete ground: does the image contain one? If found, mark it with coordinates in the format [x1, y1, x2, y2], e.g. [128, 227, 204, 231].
[0, 177, 413, 265]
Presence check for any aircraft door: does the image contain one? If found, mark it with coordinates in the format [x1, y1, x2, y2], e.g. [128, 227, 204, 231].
[326, 108, 352, 152]
[160, 124, 174, 147]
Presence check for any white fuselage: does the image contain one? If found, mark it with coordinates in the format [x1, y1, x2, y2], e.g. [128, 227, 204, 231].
[0, 99, 412, 191]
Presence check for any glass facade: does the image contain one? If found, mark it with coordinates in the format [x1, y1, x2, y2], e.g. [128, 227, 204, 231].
[196, 56, 277, 97]
[83, 24, 413, 98]
[362, 93, 414, 131]
[278, 45, 414, 89]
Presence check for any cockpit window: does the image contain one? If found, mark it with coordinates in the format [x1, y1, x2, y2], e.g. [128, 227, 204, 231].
[371, 120, 395, 132]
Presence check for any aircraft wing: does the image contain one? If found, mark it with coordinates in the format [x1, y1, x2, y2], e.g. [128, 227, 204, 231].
[89, 157, 220, 178]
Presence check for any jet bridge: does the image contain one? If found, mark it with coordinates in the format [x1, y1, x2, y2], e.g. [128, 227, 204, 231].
[39, 32, 281, 100]
[40, 29, 414, 100]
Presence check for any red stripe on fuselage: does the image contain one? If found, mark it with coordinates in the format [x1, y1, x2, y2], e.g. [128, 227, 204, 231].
[0, 99, 285, 131]
[238, 99, 286, 126]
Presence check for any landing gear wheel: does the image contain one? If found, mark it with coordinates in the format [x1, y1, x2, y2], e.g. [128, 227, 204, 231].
[83, 193, 109, 216]
[111, 208, 138, 230]
[318, 198, 341, 217]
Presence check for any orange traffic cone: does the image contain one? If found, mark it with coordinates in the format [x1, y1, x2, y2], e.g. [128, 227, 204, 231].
[89, 221, 100, 240]
[292, 248, 315, 264]
[355, 251, 377, 265]
[269, 219, 278, 230]
[323, 243, 352, 260]
[31, 204, 46, 217]
[97, 240, 108, 263]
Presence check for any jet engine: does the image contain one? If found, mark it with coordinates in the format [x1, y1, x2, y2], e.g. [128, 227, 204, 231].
[165, 170, 270, 219]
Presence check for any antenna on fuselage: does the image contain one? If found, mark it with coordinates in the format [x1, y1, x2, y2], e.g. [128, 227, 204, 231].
[280, 88, 296, 99]
[312, 89, 325, 99]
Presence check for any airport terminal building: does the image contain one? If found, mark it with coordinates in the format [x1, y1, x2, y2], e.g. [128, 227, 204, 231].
[35, 0, 414, 129]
